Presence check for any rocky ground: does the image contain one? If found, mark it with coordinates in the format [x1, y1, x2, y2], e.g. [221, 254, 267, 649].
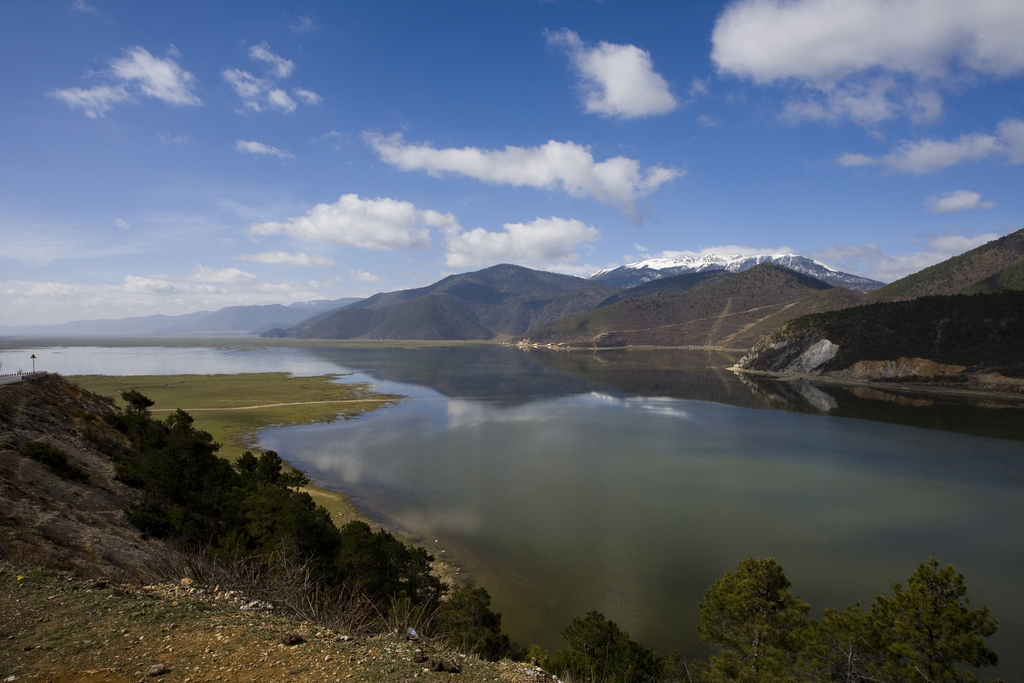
[0, 563, 555, 683]
[0, 375, 169, 582]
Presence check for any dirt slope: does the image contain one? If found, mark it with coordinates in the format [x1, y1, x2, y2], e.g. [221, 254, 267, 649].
[0, 375, 168, 582]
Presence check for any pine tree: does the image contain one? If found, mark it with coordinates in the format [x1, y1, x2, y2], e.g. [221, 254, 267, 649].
[872, 558, 999, 683]
[697, 557, 812, 682]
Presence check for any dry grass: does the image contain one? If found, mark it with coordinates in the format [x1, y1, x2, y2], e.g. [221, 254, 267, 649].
[0, 561, 552, 683]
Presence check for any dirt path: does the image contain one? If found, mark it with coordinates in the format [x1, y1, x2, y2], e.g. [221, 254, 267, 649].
[149, 399, 399, 413]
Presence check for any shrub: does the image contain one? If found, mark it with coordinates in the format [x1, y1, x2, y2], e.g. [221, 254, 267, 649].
[20, 441, 88, 481]
[549, 610, 663, 683]
[435, 583, 513, 661]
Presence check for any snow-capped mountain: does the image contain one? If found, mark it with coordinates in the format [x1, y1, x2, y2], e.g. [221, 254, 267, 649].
[589, 254, 884, 291]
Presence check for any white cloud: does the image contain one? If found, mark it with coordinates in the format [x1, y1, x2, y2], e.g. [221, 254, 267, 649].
[999, 118, 1024, 163]
[874, 134, 1001, 173]
[114, 218, 131, 230]
[696, 114, 722, 127]
[546, 29, 677, 119]
[836, 152, 874, 168]
[248, 194, 454, 250]
[290, 15, 315, 33]
[1, 268, 351, 325]
[223, 69, 271, 111]
[364, 132, 680, 221]
[926, 190, 995, 213]
[838, 119, 1022, 173]
[349, 270, 382, 283]
[234, 140, 293, 159]
[712, 0, 1024, 124]
[109, 47, 201, 106]
[249, 42, 295, 79]
[50, 46, 200, 117]
[47, 84, 131, 118]
[689, 77, 710, 99]
[293, 88, 322, 105]
[443, 216, 600, 269]
[236, 251, 334, 267]
[267, 88, 297, 113]
[72, 0, 97, 13]
[812, 232, 1005, 282]
[158, 133, 190, 146]
[223, 43, 314, 114]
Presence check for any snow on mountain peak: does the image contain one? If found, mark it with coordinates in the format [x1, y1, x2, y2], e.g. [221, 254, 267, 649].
[588, 253, 882, 291]
[591, 253, 838, 279]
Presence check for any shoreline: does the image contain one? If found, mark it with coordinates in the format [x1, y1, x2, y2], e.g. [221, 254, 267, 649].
[68, 370, 472, 588]
[730, 366, 1024, 404]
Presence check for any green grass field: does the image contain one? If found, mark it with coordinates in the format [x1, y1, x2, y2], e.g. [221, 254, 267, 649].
[74, 372, 402, 458]
[73, 372, 404, 523]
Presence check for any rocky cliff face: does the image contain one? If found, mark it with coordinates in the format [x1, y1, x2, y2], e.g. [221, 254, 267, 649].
[734, 326, 828, 374]
[736, 326, 968, 380]
[736, 326, 1024, 394]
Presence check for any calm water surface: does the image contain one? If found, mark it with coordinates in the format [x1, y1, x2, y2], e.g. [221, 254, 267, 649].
[10, 343, 1022, 674]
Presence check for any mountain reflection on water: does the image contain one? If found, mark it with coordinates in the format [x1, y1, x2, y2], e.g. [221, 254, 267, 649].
[296, 345, 1024, 441]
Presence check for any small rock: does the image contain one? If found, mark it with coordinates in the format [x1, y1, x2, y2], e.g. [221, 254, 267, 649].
[147, 663, 170, 677]
[429, 659, 461, 674]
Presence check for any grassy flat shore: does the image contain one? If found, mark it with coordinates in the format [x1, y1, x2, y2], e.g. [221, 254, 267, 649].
[72, 372, 403, 523]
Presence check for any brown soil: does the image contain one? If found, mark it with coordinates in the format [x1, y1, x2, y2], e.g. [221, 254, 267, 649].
[0, 564, 554, 683]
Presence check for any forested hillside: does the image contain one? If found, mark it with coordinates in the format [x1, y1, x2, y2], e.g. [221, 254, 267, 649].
[272, 264, 615, 340]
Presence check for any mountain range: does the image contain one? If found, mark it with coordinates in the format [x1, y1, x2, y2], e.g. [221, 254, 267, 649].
[0, 298, 361, 337]
[522, 228, 1024, 351]
[589, 253, 884, 291]
[6, 230, 1023, 359]
[265, 264, 616, 340]
[520, 263, 866, 349]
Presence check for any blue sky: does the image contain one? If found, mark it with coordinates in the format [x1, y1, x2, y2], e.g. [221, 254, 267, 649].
[1, 0, 1022, 325]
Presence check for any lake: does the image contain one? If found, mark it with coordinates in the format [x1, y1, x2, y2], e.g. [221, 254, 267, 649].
[5, 342, 1023, 674]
